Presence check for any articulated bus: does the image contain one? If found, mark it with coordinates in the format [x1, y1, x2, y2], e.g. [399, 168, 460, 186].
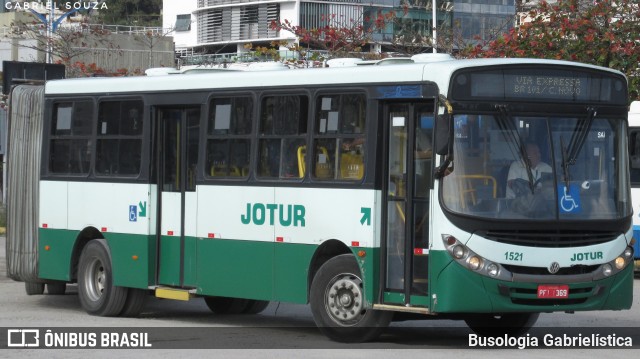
[628, 101, 640, 272]
[6, 55, 634, 342]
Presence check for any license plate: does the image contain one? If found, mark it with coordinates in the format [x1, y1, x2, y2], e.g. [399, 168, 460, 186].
[537, 284, 569, 299]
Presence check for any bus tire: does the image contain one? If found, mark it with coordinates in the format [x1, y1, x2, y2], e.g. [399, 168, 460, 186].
[120, 288, 147, 317]
[77, 239, 128, 316]
[46, 281, 67, 295]
[310, 254, 392, 343]
[25, 281, 45, 295]
[243, 300, 270, 314]
[464, 312, 539, 337]
[204, 296, 250, 314]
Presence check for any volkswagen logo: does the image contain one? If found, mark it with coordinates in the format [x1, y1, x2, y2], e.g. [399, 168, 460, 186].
[548, 262, 561, 274]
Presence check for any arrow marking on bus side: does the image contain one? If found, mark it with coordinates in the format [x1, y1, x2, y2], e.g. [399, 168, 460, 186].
[139, 201, 147, 217]
[360, 207, 371, 226]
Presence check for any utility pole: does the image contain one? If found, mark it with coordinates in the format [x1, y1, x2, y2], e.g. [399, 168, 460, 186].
[29, 7, 81, 63]
[432, 0, 437, 53]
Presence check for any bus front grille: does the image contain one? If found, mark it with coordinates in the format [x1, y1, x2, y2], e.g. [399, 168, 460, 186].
[502, 264, 600, 276]
[479, 230, 619, 248]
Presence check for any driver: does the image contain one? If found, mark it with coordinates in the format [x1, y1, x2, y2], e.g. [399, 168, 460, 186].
[506, 142, 552, 198]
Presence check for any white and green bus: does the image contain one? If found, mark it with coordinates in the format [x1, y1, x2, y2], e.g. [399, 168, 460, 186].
[6, 56, 635, 342]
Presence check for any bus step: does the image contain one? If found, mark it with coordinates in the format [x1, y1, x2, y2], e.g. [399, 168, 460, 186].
[155, 287, 195, 301]
[373, 304, 430, 314]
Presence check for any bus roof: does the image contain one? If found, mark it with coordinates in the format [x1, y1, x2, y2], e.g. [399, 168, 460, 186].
[44, 58, 625, 96]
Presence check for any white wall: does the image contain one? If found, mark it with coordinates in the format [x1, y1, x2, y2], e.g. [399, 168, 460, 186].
[279, 1, 300, 44]
[0, 38, 39, 63]
[163, 0, 198, 50]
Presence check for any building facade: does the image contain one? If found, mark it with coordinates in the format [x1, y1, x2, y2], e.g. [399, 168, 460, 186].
[163, 0, 516, 57]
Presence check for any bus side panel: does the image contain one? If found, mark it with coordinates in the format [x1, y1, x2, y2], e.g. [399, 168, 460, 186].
[38, 181, 155, 287]
[195, 238, 274, 300]
[195, 185, 275, 300]
[38, 228, 75, 281]
[272, 187, 378, 304]
[273, 243, 315, 303]
[39, 181, 70, 281]
[65, 181, 153, 288]
[107, 233, 156, 289]
[39, 181, 68, 229]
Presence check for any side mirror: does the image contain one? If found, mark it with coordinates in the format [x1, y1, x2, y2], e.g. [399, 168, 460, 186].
[434, 113, 452, 155]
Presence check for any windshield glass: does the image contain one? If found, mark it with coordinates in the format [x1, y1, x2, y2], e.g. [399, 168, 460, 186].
[441, 113, 630, 221]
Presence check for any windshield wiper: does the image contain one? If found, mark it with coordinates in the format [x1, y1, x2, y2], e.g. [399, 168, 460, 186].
[560, 135, 571, 189]
[566, 107, 597, 165]
[495, 104, 535, 194]
[559, 107, 597, 188]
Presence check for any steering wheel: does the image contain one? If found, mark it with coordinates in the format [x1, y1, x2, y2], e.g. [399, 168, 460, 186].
[511, 178, 531, 197]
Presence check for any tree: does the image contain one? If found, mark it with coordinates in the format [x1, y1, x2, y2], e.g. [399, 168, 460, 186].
[459, 0, 640, 103]
[95, 0, 162, 27]
[132, 27, 175, 68]
[272, 13, 383, 59]
[269, 1, 503, 61]
[12, 20, 122, 77]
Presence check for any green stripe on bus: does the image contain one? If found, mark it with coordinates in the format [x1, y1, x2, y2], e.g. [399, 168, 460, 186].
[38, 228, 75, 281]
[38, 229, 155, 289]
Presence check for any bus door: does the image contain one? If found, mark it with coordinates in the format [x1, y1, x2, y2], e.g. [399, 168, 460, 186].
[155, 107, 201, 287]
[383, 102, 435, 303]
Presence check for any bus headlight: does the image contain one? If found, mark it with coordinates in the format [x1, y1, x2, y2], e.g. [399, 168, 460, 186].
[602, 264, 613, 277]
[614, 256, 626, 270]
[452, 245, 466, 259]
[441, 234, 511, 281]
[468, 256, 482, 270]
[623, 246, 633, 259]
[486, 263, 499, 277]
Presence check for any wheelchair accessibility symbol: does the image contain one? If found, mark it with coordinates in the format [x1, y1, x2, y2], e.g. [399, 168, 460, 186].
[558, 184, 581, 213]
[129, 205, 138, 222]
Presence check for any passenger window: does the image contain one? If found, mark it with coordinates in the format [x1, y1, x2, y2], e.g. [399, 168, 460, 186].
[206, 97, 253, 178]
[312, 93, 366, 180]
[258, 95, 308, 179]
[95, 100, 144, 176]
[48, 100, 94, 175]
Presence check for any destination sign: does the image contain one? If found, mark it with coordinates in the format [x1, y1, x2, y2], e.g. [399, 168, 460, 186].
[507, 75, 586, 98]
[451, 66, 627, 105]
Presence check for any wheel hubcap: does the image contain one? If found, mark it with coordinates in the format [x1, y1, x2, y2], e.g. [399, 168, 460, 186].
[325, 274, 364, 325]
[83, 257, 106, 302]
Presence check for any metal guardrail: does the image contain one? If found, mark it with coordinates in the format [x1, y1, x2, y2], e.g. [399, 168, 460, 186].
[83, 24, 169, 35]
[178, 50, 330, 66]
[2, 23, 170, 36]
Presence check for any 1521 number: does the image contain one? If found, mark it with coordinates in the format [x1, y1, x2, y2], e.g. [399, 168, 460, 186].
[504, 251, 523, 261]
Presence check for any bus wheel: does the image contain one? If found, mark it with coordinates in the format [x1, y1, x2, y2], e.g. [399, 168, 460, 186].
[243, 300, 270, 314]
[119, 288, 147, 317]
[77, 239, 128, 316]
[464, 313, 539, 337]
[46, 281, 67, 295]
[310, 254, 392, 343]
[204, 296, 249, 314]
[25, 282, 45, 295]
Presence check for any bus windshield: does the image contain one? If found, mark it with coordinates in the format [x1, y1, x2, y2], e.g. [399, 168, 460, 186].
[441, 113, 631, 221]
